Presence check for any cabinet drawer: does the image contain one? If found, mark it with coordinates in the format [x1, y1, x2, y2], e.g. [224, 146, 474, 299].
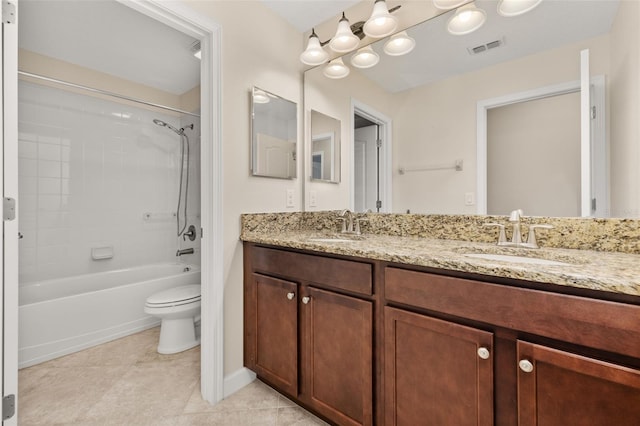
[252, 246, 373, 295]
[385, 267, 640, 359]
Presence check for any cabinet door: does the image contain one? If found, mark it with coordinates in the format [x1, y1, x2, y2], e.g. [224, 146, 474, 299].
[517, 340, 640, 426]
[250, 273, 298, 396]
[385, 307, 494, 426]
[301, 286, 373, 426]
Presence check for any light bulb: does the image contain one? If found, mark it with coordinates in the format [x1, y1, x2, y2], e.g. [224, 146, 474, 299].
[363, 0, 398, 38]
[383, 31, 416, 56]
[497, 0, 542, 17]
[300, 30, 329, 66]
[329, 13, 360, 53]
[447, 3, 486, 35]
[351, 46, 380, 68]
[323, 58, 350, 79]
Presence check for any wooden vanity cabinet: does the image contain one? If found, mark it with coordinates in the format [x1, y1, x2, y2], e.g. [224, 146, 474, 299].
[384, 266, 640, 426]
[384, 307, 494, 426]
[244, 244, 374, 426]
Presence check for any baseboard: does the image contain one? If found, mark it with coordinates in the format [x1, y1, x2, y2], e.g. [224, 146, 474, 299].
[223, 367, 257, 398]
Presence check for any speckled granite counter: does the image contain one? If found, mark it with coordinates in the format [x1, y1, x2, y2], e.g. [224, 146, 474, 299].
[241, 212, 640, 298]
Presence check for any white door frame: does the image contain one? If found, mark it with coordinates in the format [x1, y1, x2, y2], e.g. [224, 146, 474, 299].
[476, 77, 607, 217]
[2, 0, 20, 423]
[118, 0, 224, 404]
[351, 99, 392, 213]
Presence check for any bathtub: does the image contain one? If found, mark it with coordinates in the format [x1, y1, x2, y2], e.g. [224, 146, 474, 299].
[18, 263, 201, 368]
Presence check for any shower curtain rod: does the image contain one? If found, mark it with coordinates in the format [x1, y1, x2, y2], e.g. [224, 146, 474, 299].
[18, 70, 201, 118]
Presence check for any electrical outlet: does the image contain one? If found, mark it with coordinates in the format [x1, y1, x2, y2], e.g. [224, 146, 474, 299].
[286, 189, 295, 208]
[465, 192, 475, 206]
[309, 191, 317, 207]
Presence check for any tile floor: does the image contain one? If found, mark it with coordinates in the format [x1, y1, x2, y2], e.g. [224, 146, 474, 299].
[18, 327, 329, 425]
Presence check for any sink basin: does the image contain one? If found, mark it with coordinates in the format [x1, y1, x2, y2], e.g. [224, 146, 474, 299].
[464, 253, 571, 266]
[306, 238, 359, 243]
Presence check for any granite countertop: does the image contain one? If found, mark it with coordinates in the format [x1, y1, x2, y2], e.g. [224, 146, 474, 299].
[241, 230, 640, 298]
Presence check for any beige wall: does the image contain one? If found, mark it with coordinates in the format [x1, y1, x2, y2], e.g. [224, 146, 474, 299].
[610, 0, 640, 218]
[182, 0, 304, 376]
[392, 34, 610, 215]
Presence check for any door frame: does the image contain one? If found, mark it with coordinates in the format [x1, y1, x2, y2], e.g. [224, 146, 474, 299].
[119, 0, 224, 404]
[476, 77, 607, 217]
[351, 99, 392, 213]
[2, 0, 19, 423]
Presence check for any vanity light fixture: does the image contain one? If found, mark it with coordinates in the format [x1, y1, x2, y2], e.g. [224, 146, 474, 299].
[383, 31, 416, 56]
[323, 57, 350, 79]
[351, 45, 380, 68]
[252, 89, 270, 104]
[329, 13, 361, 53]
[497, 0, 542, 17]
[300, 28, 329, 66]
[363, 0, 398, 38]
[432, 0, 468, 10]
[447, 2, 487, 35]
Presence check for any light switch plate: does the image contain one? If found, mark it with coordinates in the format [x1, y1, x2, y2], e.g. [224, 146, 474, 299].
[309, 191, 317, 207]
[286, 189, 295, 208]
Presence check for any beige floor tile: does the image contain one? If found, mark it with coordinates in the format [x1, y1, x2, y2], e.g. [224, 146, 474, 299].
[83, 362, 200, 422]
[175, 408, 279, 426]
[45, 327, 160, 368]
[183, 379, 280, 414]
[276, 406, 331, 426]
[18, 366, 129, 425]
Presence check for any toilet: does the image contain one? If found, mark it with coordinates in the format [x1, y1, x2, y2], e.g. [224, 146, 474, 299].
[144, 284, 201, 354]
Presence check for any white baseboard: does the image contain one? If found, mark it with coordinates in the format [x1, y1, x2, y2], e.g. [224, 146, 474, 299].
[223, 367, 257, 398]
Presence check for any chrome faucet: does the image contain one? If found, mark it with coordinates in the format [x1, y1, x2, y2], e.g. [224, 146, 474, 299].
[509, 209, 524, 245]
[338, 209, 354, 234]
[176, 248, 194, 256]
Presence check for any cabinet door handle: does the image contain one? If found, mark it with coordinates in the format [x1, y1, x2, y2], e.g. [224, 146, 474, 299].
[302, 296, 311, 304]
[519, 359, 534, 373]
[477, 347, 490, 360]
[286, 292, 295, 300]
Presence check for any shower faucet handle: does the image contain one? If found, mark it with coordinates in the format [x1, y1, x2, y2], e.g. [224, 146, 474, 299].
[183, 225, 197, 241]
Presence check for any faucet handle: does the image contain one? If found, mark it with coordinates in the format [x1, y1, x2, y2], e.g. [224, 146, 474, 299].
[526, 224, 553, 248]
[354, 217, 369, 235]
[483, 223, 507, 245]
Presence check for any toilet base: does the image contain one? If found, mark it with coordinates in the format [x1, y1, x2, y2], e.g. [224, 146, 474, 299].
[157, 317, 200, 355]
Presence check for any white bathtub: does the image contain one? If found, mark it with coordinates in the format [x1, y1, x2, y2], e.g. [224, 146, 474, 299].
[18, 263, 201, 368]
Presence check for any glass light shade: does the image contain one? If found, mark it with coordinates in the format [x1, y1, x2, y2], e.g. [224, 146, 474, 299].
[497, 0, 542, 17]
[351, 46, 380, 68]
[363, 0, 398, 38]
[447, 3, 486, 35]
[432, 0, 468, 10]
[383, 31, 416, 56]
[300, 33, 329, 66]
[253, 89, 270, 104]
[323, 58, 350, 79]
[329, 15, 360, 53]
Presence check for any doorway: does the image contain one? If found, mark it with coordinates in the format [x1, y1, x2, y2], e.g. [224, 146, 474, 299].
[2, 2, 223, 423]
[352, 101, 392, 213]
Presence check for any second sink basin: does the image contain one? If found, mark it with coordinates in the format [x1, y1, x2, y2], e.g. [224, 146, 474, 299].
[464, 253, 571, 266]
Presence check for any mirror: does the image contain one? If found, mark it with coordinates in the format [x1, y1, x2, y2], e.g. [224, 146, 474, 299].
[304, 0, 639, 218]
[251, 86, 297, 179]
[310, 110, 341, 183]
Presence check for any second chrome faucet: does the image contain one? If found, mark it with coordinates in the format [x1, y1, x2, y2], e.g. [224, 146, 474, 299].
[484, 209, 553, 249]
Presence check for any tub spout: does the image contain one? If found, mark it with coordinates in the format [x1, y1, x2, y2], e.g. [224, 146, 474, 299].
[176, 248, 194, 256]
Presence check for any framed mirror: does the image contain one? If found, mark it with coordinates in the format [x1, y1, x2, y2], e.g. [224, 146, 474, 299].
[310, 110, 341, 183]
[303, 0, 639, 218]
[251, 86, 297, 179]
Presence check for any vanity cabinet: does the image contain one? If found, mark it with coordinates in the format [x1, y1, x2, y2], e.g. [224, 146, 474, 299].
[384, 307, 494, 426]
[244, 244, 374, 426]
[384, 266, 640, 426]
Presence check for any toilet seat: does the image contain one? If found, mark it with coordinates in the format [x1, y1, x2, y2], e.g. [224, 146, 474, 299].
[145, 284, 201, 308]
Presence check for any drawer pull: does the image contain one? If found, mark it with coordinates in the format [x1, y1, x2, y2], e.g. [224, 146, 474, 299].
[302, 296, 311, 305]
[286, 292, 295, 300]
[477, 347, 490, 360]
[519, 359, 534, 373]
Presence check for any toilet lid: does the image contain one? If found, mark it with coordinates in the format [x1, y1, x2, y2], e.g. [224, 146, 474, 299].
[146, 284, 201, 306]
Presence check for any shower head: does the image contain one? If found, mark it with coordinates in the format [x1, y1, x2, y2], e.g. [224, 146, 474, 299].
[153, 118, 183, 135]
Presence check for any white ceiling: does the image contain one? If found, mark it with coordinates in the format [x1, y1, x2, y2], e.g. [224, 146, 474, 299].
[17, 0, 621, 96]
[18, 0, 200, 95]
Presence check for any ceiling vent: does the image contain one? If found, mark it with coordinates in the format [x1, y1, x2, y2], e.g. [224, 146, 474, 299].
[467, 38, 504, 55]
